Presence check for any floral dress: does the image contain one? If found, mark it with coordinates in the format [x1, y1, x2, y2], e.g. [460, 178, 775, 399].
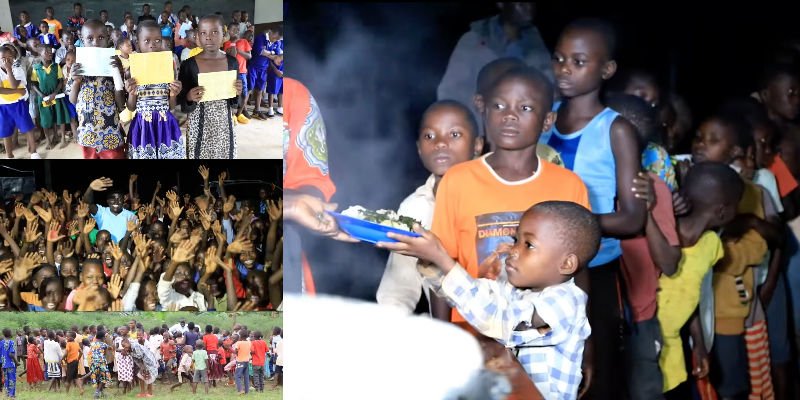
[75, 77, 124, 153]
[127, 83, 185, 159]
[88, 340, 111, 385]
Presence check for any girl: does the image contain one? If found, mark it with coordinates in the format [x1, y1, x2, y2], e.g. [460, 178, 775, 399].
[0, 44, 39, 158]
[124, 21, 185, 159]
[88, 330, 111, 398]
[25, 336, 43, 388]
[178, 15, 243, 159]
[31, 43, 70, 149]
[37, 21, 59, 48]
[160, 11, 174, 39]
[116, 338, 133, 394]
[61, 51, 78, 148]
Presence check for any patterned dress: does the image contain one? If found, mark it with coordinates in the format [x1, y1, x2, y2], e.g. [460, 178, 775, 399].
[75, 77, 124, 155]
[88, 341, 111, 385]
[1, 339, 15, 397]
[116, 352, 133, 383]
[130, 342, 158, 384]
[127, 83, 185, 159]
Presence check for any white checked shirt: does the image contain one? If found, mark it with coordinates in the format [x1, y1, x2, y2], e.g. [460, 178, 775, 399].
[436, 264, 590, 400]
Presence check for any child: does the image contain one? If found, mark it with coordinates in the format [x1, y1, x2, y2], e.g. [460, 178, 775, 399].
[43, 7, 63, 38]
[240, 11, 253, 35]
[539, 19, 647, 398]
[247, 30, 270, 118]
[179, 30, 200, 62]
[191, 341, 209, 394]
[177, 11, 193, 42]
[251, 331, 268, 392]
[757, 63, 800, 132]
[384, 201, 598, 399]
[121, 16, 136, 42]
[116, 338, 133, 394]
[68, 20, 126, 159]
[177, 15, 243, 159]
[160, 11, 174, 39]
[232, 331, 251, 395]
[115, 37, 133, 72]
[264, 29, 283, 118]
[617, 68, 661, 108]
[99, 10, 114, 30]
[55, 31, 74, 65]
[170, 344, 193, 392]
[202, 325, 222, 384]
[224, 23, 252, 123]
[63, 332, 82, 395]
[87, 330, 111, 398]
[0, 329, 15, 398]
[60, 50, 78, 147]
[15, 11, 39, 42]
[25, 336, 43, 388]
[124, 20, 185, 159]
[66, 3, 85, 34]
[37, 22, 59, 48]
[31, 43, 70, 150]
[0, 44, 39, 158]
[376, 100, 483, 314]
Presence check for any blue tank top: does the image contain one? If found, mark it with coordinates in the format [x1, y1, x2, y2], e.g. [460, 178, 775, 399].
[539, 104, 621, 267]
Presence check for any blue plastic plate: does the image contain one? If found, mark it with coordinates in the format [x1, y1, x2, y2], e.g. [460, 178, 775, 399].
[327, 211, 420, 244]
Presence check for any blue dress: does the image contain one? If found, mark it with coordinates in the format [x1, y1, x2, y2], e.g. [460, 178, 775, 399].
[127, 83, 185, 159]
[266, 40, 283, 95]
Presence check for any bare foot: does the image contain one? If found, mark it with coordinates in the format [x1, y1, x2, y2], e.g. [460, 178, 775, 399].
[6, 152, 14, 159]
[59, 139, 70, 149]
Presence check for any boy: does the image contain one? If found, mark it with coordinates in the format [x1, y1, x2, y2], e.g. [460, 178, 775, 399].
[376, 100, 483, 314]
[757, 63, 800, 132]
[55, 32, 75, 65]
[83, 177, 136, 243]
[66, 3, 85, 34]
[251, 331, 268, 392]
[14, 11, 39, 41]
[191, 341, 209, 394]
[382, 201, 598, 399]
[179, 30, 199, 61]
[99, 10, 115, 30]
[64, 332, 82, 395]
[240, 11, 252, 36]
[69, 20, 126, 159]
[223, 23, 252, 124]
[0, 329, 15, 398]
[43, 7, 63, 38]
[248, 30, 271, 118]
[264, 29, 283, 117]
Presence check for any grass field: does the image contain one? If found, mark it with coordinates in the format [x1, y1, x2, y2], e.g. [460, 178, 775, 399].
[14, 380, 282, 399]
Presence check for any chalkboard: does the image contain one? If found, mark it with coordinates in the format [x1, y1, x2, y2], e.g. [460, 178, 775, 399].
[9, 0, 255, 29]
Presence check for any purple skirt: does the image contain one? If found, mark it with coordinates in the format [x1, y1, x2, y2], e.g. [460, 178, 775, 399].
[127, 110, 186, 159]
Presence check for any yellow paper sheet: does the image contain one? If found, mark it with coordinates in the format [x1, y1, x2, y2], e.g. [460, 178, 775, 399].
[130, 51, 174, 86]
[197, 70, 237, 102]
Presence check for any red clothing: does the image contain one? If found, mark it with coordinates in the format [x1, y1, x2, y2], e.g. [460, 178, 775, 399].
[223, 39, 251, 74]
[26, 344, 44, 384]
[620, 174, 679, 322]
[82, 146, 126, 159]
[160, 341, 176, 362]
[217, 348, 227, 364]
[770, 156, 799, 197]
[202, 334, 219, 353]
[251, 339, 267, 366]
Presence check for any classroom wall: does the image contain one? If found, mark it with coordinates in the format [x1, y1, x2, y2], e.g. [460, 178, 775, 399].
[254, 0, 281, 24]
[7, 0, 255, 28]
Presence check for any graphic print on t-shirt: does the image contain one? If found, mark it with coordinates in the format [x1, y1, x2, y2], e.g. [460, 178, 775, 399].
[475, 211, 522, 279]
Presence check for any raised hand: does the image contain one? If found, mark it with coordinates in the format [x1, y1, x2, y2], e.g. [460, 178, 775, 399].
[62, 190, 72, 205]
[14, 203, 26, 220]
[44, 191, 58, 206]
[223, 195, 236, 214]
[218, 171, 227, 184]
[198, 165, 210, 181]
[127, 216, 139, 233]
[165, 190, 178, 203]
[109, 299, 123, 312]
[154, 180, 162, 193]
[22, 207, 36, 222]
[76, 202, 89, 218]
[171, 239, 197, 263]
[67, 220, 80, 237]
[131, 196, 141, 211]
[268, 199, 282, 222]
[60, 239, 75, 257]
[89, 177, 114, 191]
[129, 174, 138, 184]
[29, 191, 43, 205]
[227, 237, 253, 254]
[13, 253, 40, 282]
[0, 259, 14, 275]
[169, 230, 188, 244]
[198, 209, 212, 231]
[23, 220, 41, 243]
[211, 220, 223, 238]
[169, 201, 183, 220]
[83, 218, 96, 234]
[33, 205, 53, 224]
[108, 242, 124, 260]
[203, 246, 219, 275]
[108, 274, 123, 299]
[47, 221, 64, 243]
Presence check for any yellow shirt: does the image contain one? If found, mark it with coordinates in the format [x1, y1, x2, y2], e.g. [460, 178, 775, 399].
[30, 64, 63, 82]
[657, 231, 724, 392]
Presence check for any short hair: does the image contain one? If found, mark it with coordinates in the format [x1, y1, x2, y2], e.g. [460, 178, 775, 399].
[38, 276, 63, 299]
[199, 14, 224, 28]
[605, 93, 660, 146]
[758, 63, 800, 91]
[476, 57, 526, 96]
[253, 331, 263, 339]
[137, 20, 160, 34]
[143, 3, 151, 8]
[205, 325, 213, 333]
[487, 66, 555, 112]
[228, 22, 240, 32]
[188, 322, 195, 329]
[2, 329, 11, 338]
[525, 201, 600, 268]
[46, 7, 54, 12]
[195, 341, 205, 349]
[100, 10, 108, 15]
[47, 331, 55, 340]
[708, 110, 755, 152]
[82, 19, 106, 32]
[563, 18, 617, 60]
[272, 327, 282, 336]
[20, 11, 29, 16]
[116, 37, 132, 49]
[420, 100, 479, 140]
[683, 162, 744, 209]
[74, 3, 82, 8]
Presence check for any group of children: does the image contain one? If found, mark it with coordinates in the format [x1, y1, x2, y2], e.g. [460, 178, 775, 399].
[0, 165, 283, 314]
[344, 16, 800, 400]
[0, 3, 284, 159]
[0, 322, 282, 398]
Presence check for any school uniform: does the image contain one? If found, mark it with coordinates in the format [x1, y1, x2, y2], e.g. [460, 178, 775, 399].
[0, 63, 35, 138]
[266, 39, 283, 96]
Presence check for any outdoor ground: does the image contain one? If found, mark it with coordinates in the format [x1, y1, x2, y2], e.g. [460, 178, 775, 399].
[3, 105, 282, 160]
[15, 379, 282, 399]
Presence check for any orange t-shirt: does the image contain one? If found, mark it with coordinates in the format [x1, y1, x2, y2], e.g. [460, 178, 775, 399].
[202, 334, 219, 353]
[234, 340, 252, 362]
[43, 18, 63, 37]
[223, 39, 252, 74]
[65, 341, 80, 363]
[770, 156, 799, 198]
[431, 155, 591, 322]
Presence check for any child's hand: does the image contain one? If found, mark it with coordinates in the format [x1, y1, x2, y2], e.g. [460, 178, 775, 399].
[378, 225, 453, 271]
[46, 221, 64, 243]
[127, 216, 139, 233]
[23, 220, 41, 243]
[198, 165, 210, 181]
[29, 191, 43, 205]
[109, 56, 123, 74]
[83, 217, 96, 234]
[211, 220, 223, 239]
[70, 62, 84, 83]
[13, 253, 40, 283]
[234, 79, 243, 96]
[44, 190, 57, 206]
[108, 242, 123, 260]
[203, 247, 219, 275]
[218, 171, 227, 184]
[169, 230, 188, 244]
[107, 274, 122, 299]
[67, 220, 80, 237]
[0, 259, 13, 276]
[227, 237, 253, 254]
[62, 190, 72, 205]
[169, 201, 183, 220]
[60, 239, 75, 257]
[124, 78, 138, 94]
[169, 80, 182, 97]
[578, 339, 594, 398]
[632, 172, 655, 211]
[89, 177, 113, 191]
[14, 202, 26, 220]
[33, 205, 52, 224]
[76, 201, 89, 218]
[187, 86, 205, 103]
[225, 47, 237, 57]
[165, 190, 178, 203]
[267, 200, 282, 222]
[129, 174, 138, 185]
[171, 239, 196, 263]
[692, 345, 710, 379]
[223, 195, 236, 214]
[198, 209, 212, 231]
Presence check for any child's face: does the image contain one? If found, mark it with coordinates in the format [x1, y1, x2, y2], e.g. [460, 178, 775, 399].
[34, 266, 56, 290]
[197, 20, 223, 53]
[96, 232, 110, 252]
[125, 19, 134, 30]
[81, 264, 105, 289]
[692, 118, 739, 164]
[624, 77, 660, 108]
[39, 23, 49, 35]
[232, 11, 241, 22]
[240, 250, 256, 268]
[762, 74, 800, 122]
[142, 281, 158, 311]
[552, 28, 614, 98]
[40, 280, 64, 311]
[506, 210, 577, 289]
[162, 12, 170, 24]
[73, 5, 82, 15]
[46, 9, 54, 19]
[41, 46, 54, 63]
[100, 12, 108, 23]
[138, 27, 163, 53]
[103, 249, 113, 267]
[0, 49, 13, 68]
[484, 77, 555, 151]
[172, 264, 193, 296]
[81, 26, 109, 48]
[248, 275, 269, 306]
[753, 125, 776, 168]
[62, 33, 74, 47]
[61, 259, 78, 278]
[19, 13, 29, 24]
[120, 41, 133, 55]
[417, 105, 481, 178]
[242, 12, 249, 22]
[244, 32, 253, 45]
[110, 31, 121, 45]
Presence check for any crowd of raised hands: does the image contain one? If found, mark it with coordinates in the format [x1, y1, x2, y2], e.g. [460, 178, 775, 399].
[0, 165, 283, 312]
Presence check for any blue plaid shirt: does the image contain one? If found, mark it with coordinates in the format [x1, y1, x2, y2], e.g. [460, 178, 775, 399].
[436, 265, 590, 400]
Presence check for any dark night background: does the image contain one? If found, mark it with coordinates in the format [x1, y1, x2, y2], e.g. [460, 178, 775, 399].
[0, 160, 282, 204]
[288, 2, 800, 301]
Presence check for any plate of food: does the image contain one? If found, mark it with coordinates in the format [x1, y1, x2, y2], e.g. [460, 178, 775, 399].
[328, 206, 421, 244]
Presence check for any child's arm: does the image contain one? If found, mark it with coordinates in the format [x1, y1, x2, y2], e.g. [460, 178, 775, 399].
[168, 80, 181, 110]
[68, 63, 83, 105]
[124, 78, 138, 113]
[716, 230, 768, 276]
[0, 218, 20, 257]
[599, 118, 647, 236]
[688, 308, 709, 379]
[644, 210, 682, 276]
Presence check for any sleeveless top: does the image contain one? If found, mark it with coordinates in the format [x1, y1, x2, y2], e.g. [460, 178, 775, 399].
[539, 104, 621, 267]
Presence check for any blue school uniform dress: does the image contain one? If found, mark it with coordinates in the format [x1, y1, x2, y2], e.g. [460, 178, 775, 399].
[266, 39, 283, 95]
[248, 33, 270, 92]
[13, 22, 39, 40]
[38, 33, 60, 48]
[0, 64, 35, 139]
[539, 104, 621, 267]
[0, 338, 15, 398]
